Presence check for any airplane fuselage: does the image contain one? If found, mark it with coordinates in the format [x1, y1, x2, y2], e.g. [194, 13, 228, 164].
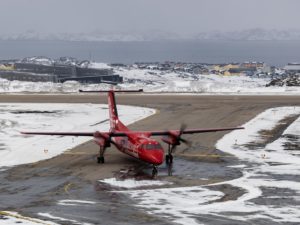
[113, 135, 164, 165]
[109, 119, 164, 165]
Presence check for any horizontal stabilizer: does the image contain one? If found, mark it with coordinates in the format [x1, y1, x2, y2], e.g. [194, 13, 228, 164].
[79, 89, 143, 93]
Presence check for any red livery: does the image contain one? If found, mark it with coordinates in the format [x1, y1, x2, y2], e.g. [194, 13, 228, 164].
[22, 91, 244, 176]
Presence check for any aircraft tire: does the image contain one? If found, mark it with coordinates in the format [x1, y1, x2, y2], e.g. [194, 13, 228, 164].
[152, 167, 158, 178]
[165, 155, 170, 164]
[97, 156, 105, 164]
[166, 154, 173, 164]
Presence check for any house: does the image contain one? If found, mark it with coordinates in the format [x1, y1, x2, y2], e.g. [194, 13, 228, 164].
[241, 61, 271, 74]
[284, 63, 300, 74]
[227, 67, 257, 76]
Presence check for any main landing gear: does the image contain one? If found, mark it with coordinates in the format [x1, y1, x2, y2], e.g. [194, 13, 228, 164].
[165, 144, 174, 165]
[165, 144, 175, 176]
[97, 146, 106, 164]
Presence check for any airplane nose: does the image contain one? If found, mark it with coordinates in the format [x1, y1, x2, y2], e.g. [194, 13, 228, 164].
[148, 151, 164, 165]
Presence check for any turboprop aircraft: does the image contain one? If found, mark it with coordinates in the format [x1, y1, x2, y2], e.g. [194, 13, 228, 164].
[22, 90, 244, 177]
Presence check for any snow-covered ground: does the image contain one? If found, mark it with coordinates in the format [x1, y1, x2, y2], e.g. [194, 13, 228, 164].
[119, 107, 300, 225]
[0, 211, 57, 225]
[116, 67, 300, 94]
[0, 103, 154, 224]
[0, 65, 299, 94]
[99, 178, 172, 188]
[0, 103, 154, 168]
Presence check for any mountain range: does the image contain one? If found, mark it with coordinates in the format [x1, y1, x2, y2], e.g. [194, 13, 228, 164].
[1, 29, 300, 42]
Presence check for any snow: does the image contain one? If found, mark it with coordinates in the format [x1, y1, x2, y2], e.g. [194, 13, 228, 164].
[266, 114, 300, 154]
[0, 66, 300, 94]
[4, 29, 300, 42]
[0, 211, 57, 225]
[38, 213, 91, 225]
[58, 200, 96, 206]
[0, 103, 155, 224]
[88, 62, 112, 69]
[116, 68, 300, 94]
[99, 178, 172, 188]
[217, 107, 300, 165]
[125, 186, 224, 225]
[0, 103, 155, 168]
[119, 107, 300, 224]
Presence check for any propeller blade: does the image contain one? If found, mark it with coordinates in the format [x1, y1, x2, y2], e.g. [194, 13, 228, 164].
[179, 137, 192, 147]
[180, 123, 187, 134]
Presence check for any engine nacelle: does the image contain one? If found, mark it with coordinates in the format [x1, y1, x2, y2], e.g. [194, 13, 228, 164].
[93, 131, 111, 148]
[161, 136, 180, 146]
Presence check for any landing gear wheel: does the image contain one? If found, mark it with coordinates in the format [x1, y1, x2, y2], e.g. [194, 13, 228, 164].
[152, 166, 158, 178]
[165, 155, 170, 164]
[165, 154, 173, 164]
[97, 156, 105, 164]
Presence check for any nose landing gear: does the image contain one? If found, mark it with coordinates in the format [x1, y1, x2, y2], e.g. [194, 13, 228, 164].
[152, 166, 158, 178]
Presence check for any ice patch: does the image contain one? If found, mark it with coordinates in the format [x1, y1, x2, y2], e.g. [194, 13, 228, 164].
[38, 213, 91, 225]
[124, 186, 223, 225]
[120, 107, 300, 224]
[99, 178, 172, 188]
[58, 199, 96, 206]
[227, 164, 247, 168]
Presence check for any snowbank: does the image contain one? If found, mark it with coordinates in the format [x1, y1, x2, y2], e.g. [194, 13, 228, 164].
[0, 67, 300, 94]
[0, 103, 155, 168]
[120, 107, 300, 224]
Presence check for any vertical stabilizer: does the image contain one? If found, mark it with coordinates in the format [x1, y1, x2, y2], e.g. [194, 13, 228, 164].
[108, 90, 118, 131]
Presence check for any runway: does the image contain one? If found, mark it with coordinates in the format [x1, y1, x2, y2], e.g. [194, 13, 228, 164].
[0, 94, 299, 224]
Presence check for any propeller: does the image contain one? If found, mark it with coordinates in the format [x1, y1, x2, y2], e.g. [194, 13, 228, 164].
[93, 131, 117, 148]
[177, 124, 192, 147]
[163, 124, 192, 153]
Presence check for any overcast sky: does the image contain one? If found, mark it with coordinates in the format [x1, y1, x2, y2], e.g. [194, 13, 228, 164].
[0, 0, 300, 35]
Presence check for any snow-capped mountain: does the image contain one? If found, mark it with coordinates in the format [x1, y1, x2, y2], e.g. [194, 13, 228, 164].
[0, 30, 183, 42]
[3, 28, 300, 42]
[194, 28, 300, 41]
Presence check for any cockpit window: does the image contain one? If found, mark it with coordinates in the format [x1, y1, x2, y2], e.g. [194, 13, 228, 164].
[143, 143, 162, 150]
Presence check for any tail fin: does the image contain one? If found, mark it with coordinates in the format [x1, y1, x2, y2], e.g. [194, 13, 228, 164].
[108, 90, 118, 131]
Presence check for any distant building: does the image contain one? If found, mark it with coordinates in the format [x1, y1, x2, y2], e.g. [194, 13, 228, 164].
[226, 67, 257, 76]
[241, 61, 271, 74]
[284, 63, 300, 74]
[241, 61, 265, 68]
[0, 64, 14, 71]
[6, 61, 122, 84]
[0, 71, 57, 82]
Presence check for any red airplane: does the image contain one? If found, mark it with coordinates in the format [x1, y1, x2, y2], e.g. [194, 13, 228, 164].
[22, 90, 244, 177]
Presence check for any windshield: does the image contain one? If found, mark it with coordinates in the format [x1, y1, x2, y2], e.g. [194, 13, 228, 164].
[143, 143, 162, 150]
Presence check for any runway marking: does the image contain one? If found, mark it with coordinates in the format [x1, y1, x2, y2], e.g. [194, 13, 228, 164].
[0, 211, 50, 224]
[64, 182, 73, 194]
[62, 152, 95, 155]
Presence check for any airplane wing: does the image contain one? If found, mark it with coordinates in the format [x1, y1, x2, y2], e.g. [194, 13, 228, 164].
[109, 126, 244, 136]
[21, 127, 243, 137]
[21, 131, 95, 136]
[150, 127, 244, 135]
